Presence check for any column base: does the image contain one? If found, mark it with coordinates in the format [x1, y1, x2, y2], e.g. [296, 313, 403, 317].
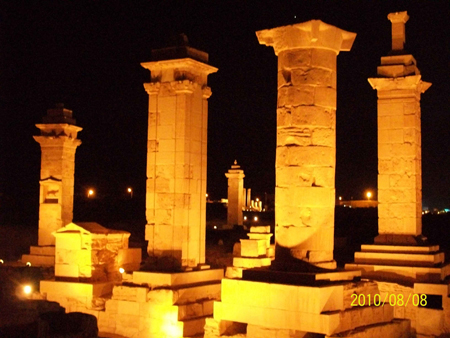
[22, 245, 55, 266]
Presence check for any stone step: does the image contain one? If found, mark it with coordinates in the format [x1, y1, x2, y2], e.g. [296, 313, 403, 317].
[22, 254, 55, 266]
[132, 268, 223, 287]
[354, 251, 445, 267]
[214, 300, 393, 336]
[325, 318, 410, 338]
[233, 256, 271, 268]
[30, 245, 56, 256]
[345, 262, 450, 283]
[361, 244, 440, 254]
[147, 281, 221, 305]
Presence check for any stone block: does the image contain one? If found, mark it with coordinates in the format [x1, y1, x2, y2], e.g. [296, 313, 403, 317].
[311, 49, 337, 71]
[233, 257, 271, 268]
[278, 49, 312, 70]
[250, 225, 271, 234]
[117, 248, 141, 271]
[240, 239, 267, 257]
[276, 145, 335, 168]
[416, 307, 444, 336]
[132, 268, 223, 287]
[314, 87, 336, 108]
[275, 225, 334, 251]
[291, 68, 333, 87]
[326, 318, 410, 338]
[147, 282, 221, 305]
[22, 254, 55, 266]
[278, 86, 315, 107]
[30, 246, 55, 256]
[112, 285, 149, 302]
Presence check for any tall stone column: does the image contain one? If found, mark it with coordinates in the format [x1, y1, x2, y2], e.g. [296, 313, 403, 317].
[369, 12, 431, 241]
[35, 104, 82, 246]
[257, 21, 355, 267]
[225, 160, 245, 226]
[142, 42, 217, 269]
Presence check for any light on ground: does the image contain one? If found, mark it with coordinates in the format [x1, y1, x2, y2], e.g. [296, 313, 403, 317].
[23, 285, 32, 295]
[119, 267, 125, 274]
[366, 191, 372, 200]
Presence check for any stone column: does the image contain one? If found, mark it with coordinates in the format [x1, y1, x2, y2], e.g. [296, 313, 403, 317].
[142, 44, 217, 269]
[225, 161, 245, 226]
[369, 12, 431, 241]
[256, 21, 356, 267]
[34, 104, 82, 246]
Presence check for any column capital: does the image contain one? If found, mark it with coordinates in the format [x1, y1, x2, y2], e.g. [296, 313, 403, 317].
[171, 80, 198, 93]
[387, 11, 409, 51]
[256, 20, 356, 55]
[368, 75, 431, 93]
[144, 82, 160, 95]
[202, 86, 212, 99]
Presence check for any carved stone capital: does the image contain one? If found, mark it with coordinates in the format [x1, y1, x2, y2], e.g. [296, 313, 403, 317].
[171, 80, 197, 94]
[144, 82, 161, 95]
[202, 86, 212, 99]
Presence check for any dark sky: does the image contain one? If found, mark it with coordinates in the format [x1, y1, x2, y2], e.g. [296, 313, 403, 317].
[1, 1, 449, 224]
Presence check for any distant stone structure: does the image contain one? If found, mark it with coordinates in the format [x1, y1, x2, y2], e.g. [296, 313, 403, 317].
[225, 160, 245, 226]
[142, 38, 217, 270]
[22, 104, 82, 266]
[257, 20, 356, 268]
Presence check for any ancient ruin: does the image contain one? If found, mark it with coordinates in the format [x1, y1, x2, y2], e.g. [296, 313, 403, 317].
[346, 12, 450, 337]
[225, 161, 246, 227]
[142, 38, 217, 270]
[22, 104, 82, 266]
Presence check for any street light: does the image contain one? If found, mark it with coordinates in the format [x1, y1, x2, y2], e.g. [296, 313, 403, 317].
[127, 187, 133, 198]
[366, 191, 372, 200]
[88, 189, 95, 198]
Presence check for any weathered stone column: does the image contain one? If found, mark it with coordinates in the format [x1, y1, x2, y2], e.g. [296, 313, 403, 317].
[225, 160, 245, 226]
[142, 42, 217, 269]
[257, 21, 355, 267]
[34, 104, 82, 246]
[369, 12, 431, 241]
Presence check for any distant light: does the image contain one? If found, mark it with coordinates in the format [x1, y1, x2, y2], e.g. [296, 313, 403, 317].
[0, 259, 3, 264]
[88, 189, 95, 198]
[256, 198, 259, 202]
[244, 216, 247, 221]
[23, 285, 32, 295]
[119, 267, 125, 274]
[366, 191, 372, 200]
[254, 216, 258, 221]
[339, 196, 342, 201]
[206, 193, 208, 198]
[26, 262, 31, 267]
[127, 188, 132, 193]
[213, 225, 217, 229]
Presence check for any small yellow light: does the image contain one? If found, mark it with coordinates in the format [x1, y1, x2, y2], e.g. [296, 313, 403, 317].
[206, 193, 208, 198]
[88, 189, 94, 197]
[127, 188, 132, 193]
[254, 216, 258, 221]
[23, 285, 32, 295]
[119, 267, 125, 274]
[26, 262, 31, 267]
[339, 196, 342, 201]
[0, 259, 4, 264]
[213, 225, 217, 229]
[366, 191, 372, 200]
[256, 198, 259, 202]
[244, 216, 247, 221]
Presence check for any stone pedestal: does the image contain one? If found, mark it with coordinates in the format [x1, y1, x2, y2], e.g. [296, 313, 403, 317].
[257, 20, 355, 267]
[22, 104, 81, 266]
[142, 43, 217, 269]
[225, 161, 245, 227]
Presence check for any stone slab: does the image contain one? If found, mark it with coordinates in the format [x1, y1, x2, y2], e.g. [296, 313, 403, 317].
[40, 280, 114, 298]
[22, 254, 55, 266]
[214, 301, 393, 335]
[326, 318, 410, 338]
[30, 245, 56, 256]
[233, 257, 271, 268]
[354, 251, 445, 267]
[413, 283, 450, 297]
[345, 262, 450, 283]
[132, 268, 223, 287]
[242, 268, 361, 286]
[360, 244, 440, 253]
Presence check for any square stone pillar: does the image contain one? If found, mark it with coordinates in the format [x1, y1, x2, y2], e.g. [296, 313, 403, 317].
[142, 44, 217, 269]
[369, 11, 431, 240]
[34, 104, 82, 246]
[256, 21, 356, 267]
[225, 160, 245, 226]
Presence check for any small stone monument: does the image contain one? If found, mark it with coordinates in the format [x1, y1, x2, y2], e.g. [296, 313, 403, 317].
[22, 104, 82, 266]
[225, 160, 246, 227]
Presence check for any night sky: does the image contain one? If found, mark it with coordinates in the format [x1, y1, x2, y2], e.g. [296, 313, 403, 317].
[1, 1, 449, 225]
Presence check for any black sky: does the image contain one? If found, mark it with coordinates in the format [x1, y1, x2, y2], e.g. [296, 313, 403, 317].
[1, 1, 450, 224]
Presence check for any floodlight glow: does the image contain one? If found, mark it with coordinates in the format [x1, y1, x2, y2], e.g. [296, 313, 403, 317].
[127, 188, 132, 193]
[23, 285, 32, 295]
[366, 191, 372, 200]
[254, 216, 258, 221]
[26, 262, 31, 267]
[119, 267, 125, 274]
[88, 189, 94, 197]
[213, 225, 217, 229]
[0, 259, 4, 264]
[244, 216, 247, 221]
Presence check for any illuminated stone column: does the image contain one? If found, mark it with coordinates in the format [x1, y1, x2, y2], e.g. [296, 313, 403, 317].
[142, 43, 217, 269]
[225, 160, 245, 226]
[369, 12, 431, 239]
[34, 104, 82, 246]
[257, 21, 355, 267]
